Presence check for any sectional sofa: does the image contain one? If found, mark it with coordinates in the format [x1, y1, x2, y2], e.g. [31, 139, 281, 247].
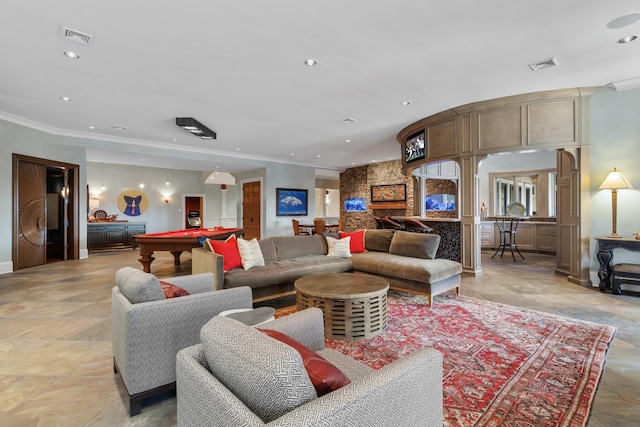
[192, 229, 462, 306]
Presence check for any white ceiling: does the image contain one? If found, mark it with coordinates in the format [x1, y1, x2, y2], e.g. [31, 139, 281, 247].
[1, 1, 639, 175]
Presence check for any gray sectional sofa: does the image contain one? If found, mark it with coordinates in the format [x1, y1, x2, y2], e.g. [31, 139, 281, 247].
[192, 229, 462, 305]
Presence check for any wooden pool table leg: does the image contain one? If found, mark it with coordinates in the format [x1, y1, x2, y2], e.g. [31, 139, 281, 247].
[137, 245, 155, 273]
[170, 251, 183, 266]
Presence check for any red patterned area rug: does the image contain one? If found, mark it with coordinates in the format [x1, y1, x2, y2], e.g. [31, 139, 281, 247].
[278, 291, 616, 426]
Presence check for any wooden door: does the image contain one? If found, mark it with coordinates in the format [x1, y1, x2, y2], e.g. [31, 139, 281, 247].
[16, 160, 47, 268]
[556, 150, 577, 277]
[242, 181, 261, 240]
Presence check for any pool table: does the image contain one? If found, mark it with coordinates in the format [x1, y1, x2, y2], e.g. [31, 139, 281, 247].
[134, 227, 244, 273]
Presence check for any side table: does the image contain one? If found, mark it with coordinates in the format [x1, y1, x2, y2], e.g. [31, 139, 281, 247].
[294, 272, 389, 340]
[491, 216, 529, 262]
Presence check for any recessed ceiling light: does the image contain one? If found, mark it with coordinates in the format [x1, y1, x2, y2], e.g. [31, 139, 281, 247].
[59, 96, 72, 101]
[63, 51, 80, 59]
[618, 35, 638, 44]
[315, 155, 321, 158]
[400, 101, 411, 106]
[236, 148, 240, 151]
[88, 126, 95, 129]
[304, 59, 318, 66]
[291, 153, 295, 156]
[607, 13, 640, 29]
[345, 139, 351, 143]
[171, 138, 178, 142]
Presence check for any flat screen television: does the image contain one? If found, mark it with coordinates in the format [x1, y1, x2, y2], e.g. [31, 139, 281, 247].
[404, 131, 425, 163]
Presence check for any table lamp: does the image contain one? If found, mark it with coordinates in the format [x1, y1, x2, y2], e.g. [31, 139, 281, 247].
[599, 168, 632, 238]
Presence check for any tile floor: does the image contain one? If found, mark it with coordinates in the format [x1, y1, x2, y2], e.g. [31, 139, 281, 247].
[0, 249, 639, 426]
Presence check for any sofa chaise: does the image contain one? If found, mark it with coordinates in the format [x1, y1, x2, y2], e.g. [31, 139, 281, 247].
[193, 229, 462, 305]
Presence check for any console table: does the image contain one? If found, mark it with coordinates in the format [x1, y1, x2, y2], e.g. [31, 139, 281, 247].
[595, 236, 640, 292]
[88, 222, 146, 250]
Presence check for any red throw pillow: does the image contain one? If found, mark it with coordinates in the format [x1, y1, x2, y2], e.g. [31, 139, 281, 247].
[208, 235, 242, 271]
[259, 329, 351, 396]
[159, 280, 190, 298]
[339, 230, 367, 253]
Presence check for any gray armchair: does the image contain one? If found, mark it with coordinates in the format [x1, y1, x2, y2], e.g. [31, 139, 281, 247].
[111, 266, 252, 415]
[176, 307, 443, 426]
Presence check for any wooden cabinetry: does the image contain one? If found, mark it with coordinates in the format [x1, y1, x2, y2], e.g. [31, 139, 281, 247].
[88, 222, 146, 250]
[424, 160, 458, 178]
[480, 222, 494, 247]
[536, 224, 557, 253]
[480, 221, 556, 253]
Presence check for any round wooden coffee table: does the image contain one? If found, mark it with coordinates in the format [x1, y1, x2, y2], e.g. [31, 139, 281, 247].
[294, 272, 389, 340]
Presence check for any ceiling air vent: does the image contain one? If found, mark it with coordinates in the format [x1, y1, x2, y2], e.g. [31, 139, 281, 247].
[339, 117, 358, 124]
[60, 26, 94, 45]
[528, 57, 558, 71]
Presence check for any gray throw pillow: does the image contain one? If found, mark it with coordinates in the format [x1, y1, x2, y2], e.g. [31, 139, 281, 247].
[116, 267, 165, 304]
[201, 316, 316, 423]
[115, 266, 165, 304]
[388, 231, 440, 259]
[364, 229, 395, 252]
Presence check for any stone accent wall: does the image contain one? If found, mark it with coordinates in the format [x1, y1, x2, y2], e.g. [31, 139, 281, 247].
[340, 160, 414, 230]
[423, 221, 460, 262]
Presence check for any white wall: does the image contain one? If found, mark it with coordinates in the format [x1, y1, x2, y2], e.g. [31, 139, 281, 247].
[477, 150, 557, 213]
[87, 163, 237, 233]
[0, 120, 87, 273]
[590, 87, 640, 270]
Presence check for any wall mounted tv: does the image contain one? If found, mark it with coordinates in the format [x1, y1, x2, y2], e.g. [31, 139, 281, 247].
[404, 131, 425, 163]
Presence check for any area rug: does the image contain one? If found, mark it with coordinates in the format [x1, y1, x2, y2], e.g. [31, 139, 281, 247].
[278, 291, 616, 426]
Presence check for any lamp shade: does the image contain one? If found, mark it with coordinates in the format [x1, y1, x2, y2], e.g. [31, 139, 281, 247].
[599, 168, 633, 190]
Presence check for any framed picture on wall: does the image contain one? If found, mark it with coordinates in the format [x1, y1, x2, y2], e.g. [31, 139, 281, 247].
[276, 188, 308, 216]
[371, 184, 406, 202]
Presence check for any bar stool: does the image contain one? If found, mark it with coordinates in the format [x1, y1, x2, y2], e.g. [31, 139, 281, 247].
[402, 218, 433, 233]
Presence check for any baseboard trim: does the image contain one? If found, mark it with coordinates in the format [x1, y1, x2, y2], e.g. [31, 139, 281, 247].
[0, 261, 13, 275]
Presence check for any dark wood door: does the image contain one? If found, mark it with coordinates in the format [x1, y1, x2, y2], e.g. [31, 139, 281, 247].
[17, 161, 47, 268]
[242, 181, 261, 240]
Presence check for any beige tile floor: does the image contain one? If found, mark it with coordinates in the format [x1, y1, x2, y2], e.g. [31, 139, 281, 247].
[0, 249, 639, 426]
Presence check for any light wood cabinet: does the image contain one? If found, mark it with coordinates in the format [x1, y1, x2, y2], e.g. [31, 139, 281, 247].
[536, 224, 557, 253]
[424, 160, 458, 178]
[480, 222, 494, 247]
[480, 221, 556, 254]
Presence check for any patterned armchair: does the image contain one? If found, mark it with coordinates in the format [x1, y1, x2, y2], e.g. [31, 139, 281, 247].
[111, 267, 253, 415]
[176, 308, 443, 426]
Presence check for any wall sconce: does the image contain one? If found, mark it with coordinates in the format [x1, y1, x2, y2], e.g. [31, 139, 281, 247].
[176, 117, 217, 140]
[599, 167, 633, 238]
[164, 197, 170, 203]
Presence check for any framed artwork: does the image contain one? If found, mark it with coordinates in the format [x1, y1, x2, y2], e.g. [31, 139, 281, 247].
[117, 189, 149, 216]
[371, 184, 406, 202]
[276, 188, 308, 216]
[345, 197, 367, 212]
